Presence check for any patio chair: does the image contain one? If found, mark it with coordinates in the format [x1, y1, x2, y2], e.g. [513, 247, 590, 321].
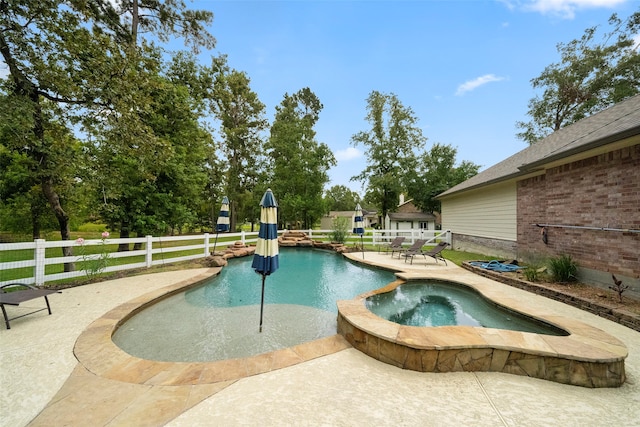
[0, 283, 61, 329]
[378, 236, 406, 254]
[394, 238, 427, 259]
[404, 241, 449, 265]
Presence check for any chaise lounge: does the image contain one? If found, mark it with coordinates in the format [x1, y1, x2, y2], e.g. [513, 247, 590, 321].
[394, 238, 428, 259]
[403, 241, 448, 265]
[378, 236, 406, 254]
[0, 283, 61, 329]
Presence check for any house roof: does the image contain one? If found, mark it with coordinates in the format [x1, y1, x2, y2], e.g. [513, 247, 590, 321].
[388, 212, 437, 221]
[437, 95, 640, 198]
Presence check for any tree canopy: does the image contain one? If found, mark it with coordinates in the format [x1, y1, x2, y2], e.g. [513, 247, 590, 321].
[350, 91, 426, 221]
[267, 88, 335, 229]
[517, 9, 640, 144]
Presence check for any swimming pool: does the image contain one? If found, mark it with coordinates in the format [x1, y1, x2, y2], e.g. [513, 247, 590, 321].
[112, 248, 396, 362]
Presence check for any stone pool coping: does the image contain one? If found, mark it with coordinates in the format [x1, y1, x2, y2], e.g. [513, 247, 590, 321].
[73, 252, 628, 389]
[73, 268, 350, 387]
[336, 258, 628, 388]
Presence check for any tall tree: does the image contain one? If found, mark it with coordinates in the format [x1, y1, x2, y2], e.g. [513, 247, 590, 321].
[0, 0, 214, 264]
[405, 143, 480, 213]
[0, 0, 110, 265]
[351, 91, 426, 222]
[90, 60, 215, 240]
[81, 1, 215, 243]
[267, 88, 336, 229]
[517, 10, 640, 144]
[212, 69, 268, 232]
[324, 185, 361, 212]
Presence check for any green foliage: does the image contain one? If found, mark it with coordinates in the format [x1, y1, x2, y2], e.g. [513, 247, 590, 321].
[328, 217, 350, 243]
[78, 223, 109, 233]
[0, 0, 216, 243]
[267, 88, 336, 229]
[548, 254, 578, 283]
[212, 67, 269, 231]
[517, 9, 640, 144]
[519, 253, 547, 282]
[76, 234, 111, 279]
[406, 143, 480, 212]
[324, 185, 361, 212]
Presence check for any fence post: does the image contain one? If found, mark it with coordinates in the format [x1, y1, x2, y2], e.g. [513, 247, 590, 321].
[145, 235, 153, 268]
[241, 231, 246, 245]
[34, 239, 46, 286]
[204, 233, 210, 257]
[308, 229, 313, 239]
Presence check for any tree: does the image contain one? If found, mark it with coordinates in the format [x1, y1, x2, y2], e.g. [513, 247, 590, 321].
[405, 143, 480, 213]
[90, 65, 215, 241]
[517, 10, 640, 144]
[0, 0, 214, 266]
[212, 68, 269, 232]
[324, 185, 361, 212]
[350, 91, 426, 222]
[267, 88, 336, 229]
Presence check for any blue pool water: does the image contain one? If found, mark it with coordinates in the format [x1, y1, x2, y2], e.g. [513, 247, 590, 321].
[365, 281, 568, 336]
[112, 248, 396, 362]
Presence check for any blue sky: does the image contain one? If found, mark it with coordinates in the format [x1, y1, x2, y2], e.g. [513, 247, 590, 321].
[2, 1, 636, 194]
[195, 0, 637, 194]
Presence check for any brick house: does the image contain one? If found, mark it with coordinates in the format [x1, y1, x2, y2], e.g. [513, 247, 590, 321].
[437, 95, 640, 295]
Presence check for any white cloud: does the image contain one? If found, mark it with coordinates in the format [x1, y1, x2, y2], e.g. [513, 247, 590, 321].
[455, 74, 504, 96]
[334, 147, 362, 161]
[516, 0, 627, 19]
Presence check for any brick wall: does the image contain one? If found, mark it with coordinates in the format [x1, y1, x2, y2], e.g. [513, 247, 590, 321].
[517, 144, 640, 285]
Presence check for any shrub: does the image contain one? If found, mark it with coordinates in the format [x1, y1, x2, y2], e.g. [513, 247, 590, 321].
[520, 253, 546, 282]
[548, 254, 578, 283]
[328, 217, 349, 243]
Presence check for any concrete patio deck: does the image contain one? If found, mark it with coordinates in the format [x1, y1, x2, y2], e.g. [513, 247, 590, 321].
[1, 251, 639, 426]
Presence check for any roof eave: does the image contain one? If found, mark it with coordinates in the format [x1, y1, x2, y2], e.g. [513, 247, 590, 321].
[519, 126, 640, 172]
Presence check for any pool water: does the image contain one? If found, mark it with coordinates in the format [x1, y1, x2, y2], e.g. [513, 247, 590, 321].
[112, 248, 396, 362]
[365, 282, 568, 336]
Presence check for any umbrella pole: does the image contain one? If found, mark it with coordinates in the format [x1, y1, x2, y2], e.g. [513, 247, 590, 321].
[361, 235, 364, 259]
[259, 274, 266, 333]
[213, 231, 219, 254]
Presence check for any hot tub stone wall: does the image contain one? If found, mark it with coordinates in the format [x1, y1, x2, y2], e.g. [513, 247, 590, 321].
[337, 314, 626, 388]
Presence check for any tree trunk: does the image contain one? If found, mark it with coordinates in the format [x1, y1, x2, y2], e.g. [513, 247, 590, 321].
[118, 223, 130, 251]
[41, 178, 75, 271]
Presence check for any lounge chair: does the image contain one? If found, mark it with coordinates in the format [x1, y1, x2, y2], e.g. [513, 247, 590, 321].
[394, 239, 428, 259]
[0, 283, 61, 329]
[404, 241, 449, 265]
[378, 236, 406, 254]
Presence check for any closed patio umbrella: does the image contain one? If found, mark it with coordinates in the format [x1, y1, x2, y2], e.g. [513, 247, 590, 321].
[213, 196, 230, 253]
[251, 188, 279, 332]
[353, 203, 365, 259]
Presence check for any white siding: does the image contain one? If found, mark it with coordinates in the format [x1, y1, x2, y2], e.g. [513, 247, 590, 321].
[441, 182, 517, 241]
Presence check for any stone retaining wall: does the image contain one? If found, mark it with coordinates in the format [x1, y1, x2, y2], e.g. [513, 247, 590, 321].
[463, 262, 640, 332]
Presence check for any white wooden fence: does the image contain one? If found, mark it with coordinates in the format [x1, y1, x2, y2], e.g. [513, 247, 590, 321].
[0, 229, 450, 287]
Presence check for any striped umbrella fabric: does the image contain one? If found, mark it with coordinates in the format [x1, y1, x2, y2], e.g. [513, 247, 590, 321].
[252, 188, 279, 332]
[216, 196, 230, 232]
[353, 203, 365, 259]
[353, 203, 365, 236]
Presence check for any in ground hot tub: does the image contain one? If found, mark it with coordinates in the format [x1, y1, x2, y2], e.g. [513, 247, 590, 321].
[337, 279, 627, 388]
